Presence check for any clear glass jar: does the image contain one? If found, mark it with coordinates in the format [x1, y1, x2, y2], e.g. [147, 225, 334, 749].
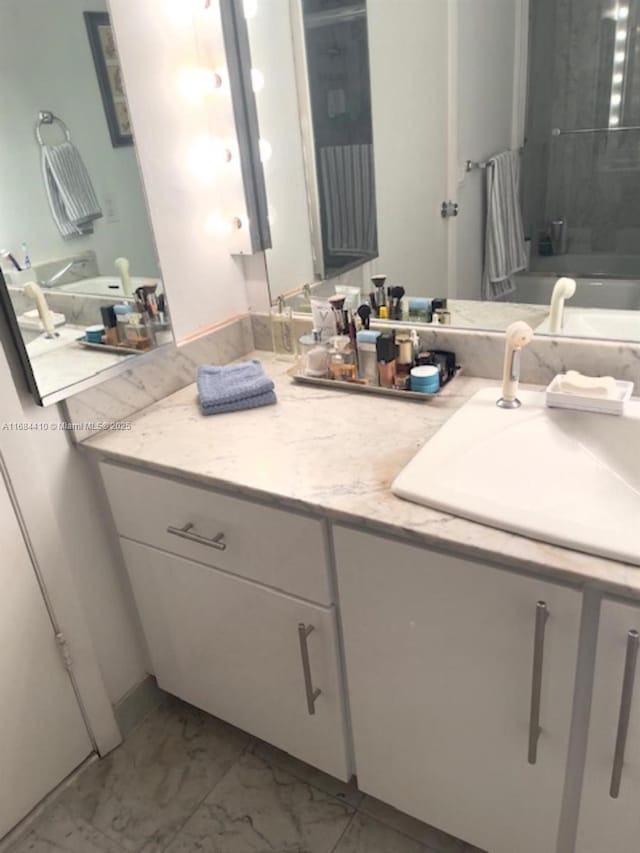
[299, 330, 330, 377]
[270, 300, 296, 360]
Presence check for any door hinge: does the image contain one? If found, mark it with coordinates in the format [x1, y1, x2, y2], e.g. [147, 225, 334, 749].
[55, 631, 73, 671]
[441, 200, 459, 219]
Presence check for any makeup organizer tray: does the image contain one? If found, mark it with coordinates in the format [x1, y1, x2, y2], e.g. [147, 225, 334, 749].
[288, 366, 461, 401]
[76, 338, 142, 356]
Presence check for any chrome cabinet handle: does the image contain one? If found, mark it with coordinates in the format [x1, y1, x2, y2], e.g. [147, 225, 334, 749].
[298, 623, 321, 715]
[528, 601, 549, 764]
[610, 629, 639, 798]
[166, 522, 226, 551]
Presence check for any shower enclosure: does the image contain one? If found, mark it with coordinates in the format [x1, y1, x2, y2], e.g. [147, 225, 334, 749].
[522, 0, 640, 293]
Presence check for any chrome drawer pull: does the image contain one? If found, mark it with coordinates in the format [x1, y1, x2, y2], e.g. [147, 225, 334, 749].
[298, 623, 321, 715]
[166, 522, 226, 551]
[528, 601, 549, 764]
[610, 629, 639, 799]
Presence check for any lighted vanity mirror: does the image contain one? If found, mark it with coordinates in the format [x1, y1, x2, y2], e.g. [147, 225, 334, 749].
[246, 0, 640, 343]
[0, 0, 173, 406]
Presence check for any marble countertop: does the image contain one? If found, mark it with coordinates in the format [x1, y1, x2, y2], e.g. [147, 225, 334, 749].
[83, 353, 640, 599]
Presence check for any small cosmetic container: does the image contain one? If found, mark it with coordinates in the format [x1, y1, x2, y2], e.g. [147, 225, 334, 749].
[299, 329, 330, 377]
[407, 297, 432, 323]
[84, 325, 104, 345]
[410, 365, 440, 394]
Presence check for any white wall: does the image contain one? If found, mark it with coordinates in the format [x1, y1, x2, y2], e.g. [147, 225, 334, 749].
[455, 0, 519, 300]
[0, 0, 159, 279]
[108, 0, 253, 341]
[0, 317, 149, 707]
[247, 0, 316, 298]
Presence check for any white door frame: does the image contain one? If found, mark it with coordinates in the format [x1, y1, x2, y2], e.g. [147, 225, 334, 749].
[0, 354, 121, 757]
[446, 0, 459, 298]
[512, 0, 530, 150]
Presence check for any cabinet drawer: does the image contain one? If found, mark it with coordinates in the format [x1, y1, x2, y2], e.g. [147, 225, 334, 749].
[121, 539, 350, 780]
[100, 462, 332, 604]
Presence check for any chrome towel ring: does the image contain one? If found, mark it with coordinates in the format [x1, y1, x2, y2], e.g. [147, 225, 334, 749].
[35, 110, 71, 146]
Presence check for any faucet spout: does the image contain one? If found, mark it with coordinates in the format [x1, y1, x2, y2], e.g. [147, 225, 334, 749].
[40, 258, 87, 288]
[548, 277, 576, 334]
[497, 321, 534, 409]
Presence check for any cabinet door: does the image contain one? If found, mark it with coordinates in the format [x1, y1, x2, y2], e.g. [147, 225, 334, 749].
[120, 539, 350, 780]
[334, 527, 581, 853]
[576, 599, 640, 853]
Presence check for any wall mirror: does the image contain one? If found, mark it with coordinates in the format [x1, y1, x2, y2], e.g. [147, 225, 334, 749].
[246, 0, 640, 343]
[0, 0, 173, 406]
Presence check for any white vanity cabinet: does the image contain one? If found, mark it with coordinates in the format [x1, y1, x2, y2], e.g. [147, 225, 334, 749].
[100, 462, 350, 781]
[575, 598, 640, 853]
[333, 526, 582, 853]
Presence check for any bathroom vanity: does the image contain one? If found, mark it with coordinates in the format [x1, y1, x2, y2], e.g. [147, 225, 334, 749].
[85, 357, 640, 853]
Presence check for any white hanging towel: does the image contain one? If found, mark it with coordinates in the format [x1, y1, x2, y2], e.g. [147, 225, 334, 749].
[320, 144, 377, 256]
[482, 150, 527, 300]
[41, 141, 103, 239]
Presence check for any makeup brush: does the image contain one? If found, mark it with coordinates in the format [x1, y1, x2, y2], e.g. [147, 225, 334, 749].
[371, 275, 387, 309]
[357, 303, 371, 330]
[1, 249, 22, 272]
[391, 286, 405, 320]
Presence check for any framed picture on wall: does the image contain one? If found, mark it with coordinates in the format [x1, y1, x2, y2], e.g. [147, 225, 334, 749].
[84, 12, 133, 148]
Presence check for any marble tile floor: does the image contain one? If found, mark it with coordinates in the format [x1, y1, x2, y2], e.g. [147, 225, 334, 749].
[5, 697, 485, 853]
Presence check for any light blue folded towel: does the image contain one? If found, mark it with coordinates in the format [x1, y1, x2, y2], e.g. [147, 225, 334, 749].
[197, 360, 277, 416]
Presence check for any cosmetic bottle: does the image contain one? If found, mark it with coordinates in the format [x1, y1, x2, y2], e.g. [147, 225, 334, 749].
[329, 335, 357, 381]
[376, 332, 397, 388]
[271, 297, 296, 360]
[356, 329, 381, 385]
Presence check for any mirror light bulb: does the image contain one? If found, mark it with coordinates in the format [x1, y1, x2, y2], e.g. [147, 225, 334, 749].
[164, 0, 202, 27]
[618, 5, 629, 19]
[205, 215, 243, 236]
[188, 135, 232, 183]
[259, 139, 272, 162]
[177, 67, 222, 104]
[251, 69, 265, 93]
[244, 0, 258, 18]
[615, 50, 626, 63]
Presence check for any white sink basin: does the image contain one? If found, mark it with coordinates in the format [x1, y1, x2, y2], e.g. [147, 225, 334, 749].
[58, 276, 162, 297]
[536, 307, 640, 341]
[392, 388, 640, 565]
[26, 327, 83, 358]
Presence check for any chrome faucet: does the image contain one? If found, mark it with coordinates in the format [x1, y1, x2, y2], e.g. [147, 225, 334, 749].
[40, 258, 87, 288]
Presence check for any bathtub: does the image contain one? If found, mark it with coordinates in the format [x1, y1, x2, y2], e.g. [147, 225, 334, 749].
[58, 276, 162, 297]
[536, 307, 640, 341]
[530, 253, 640, 278]
[513, 272, 640, 311]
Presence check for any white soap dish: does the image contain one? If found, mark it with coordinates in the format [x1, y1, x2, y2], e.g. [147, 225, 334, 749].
[546, 374, 633, 416]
